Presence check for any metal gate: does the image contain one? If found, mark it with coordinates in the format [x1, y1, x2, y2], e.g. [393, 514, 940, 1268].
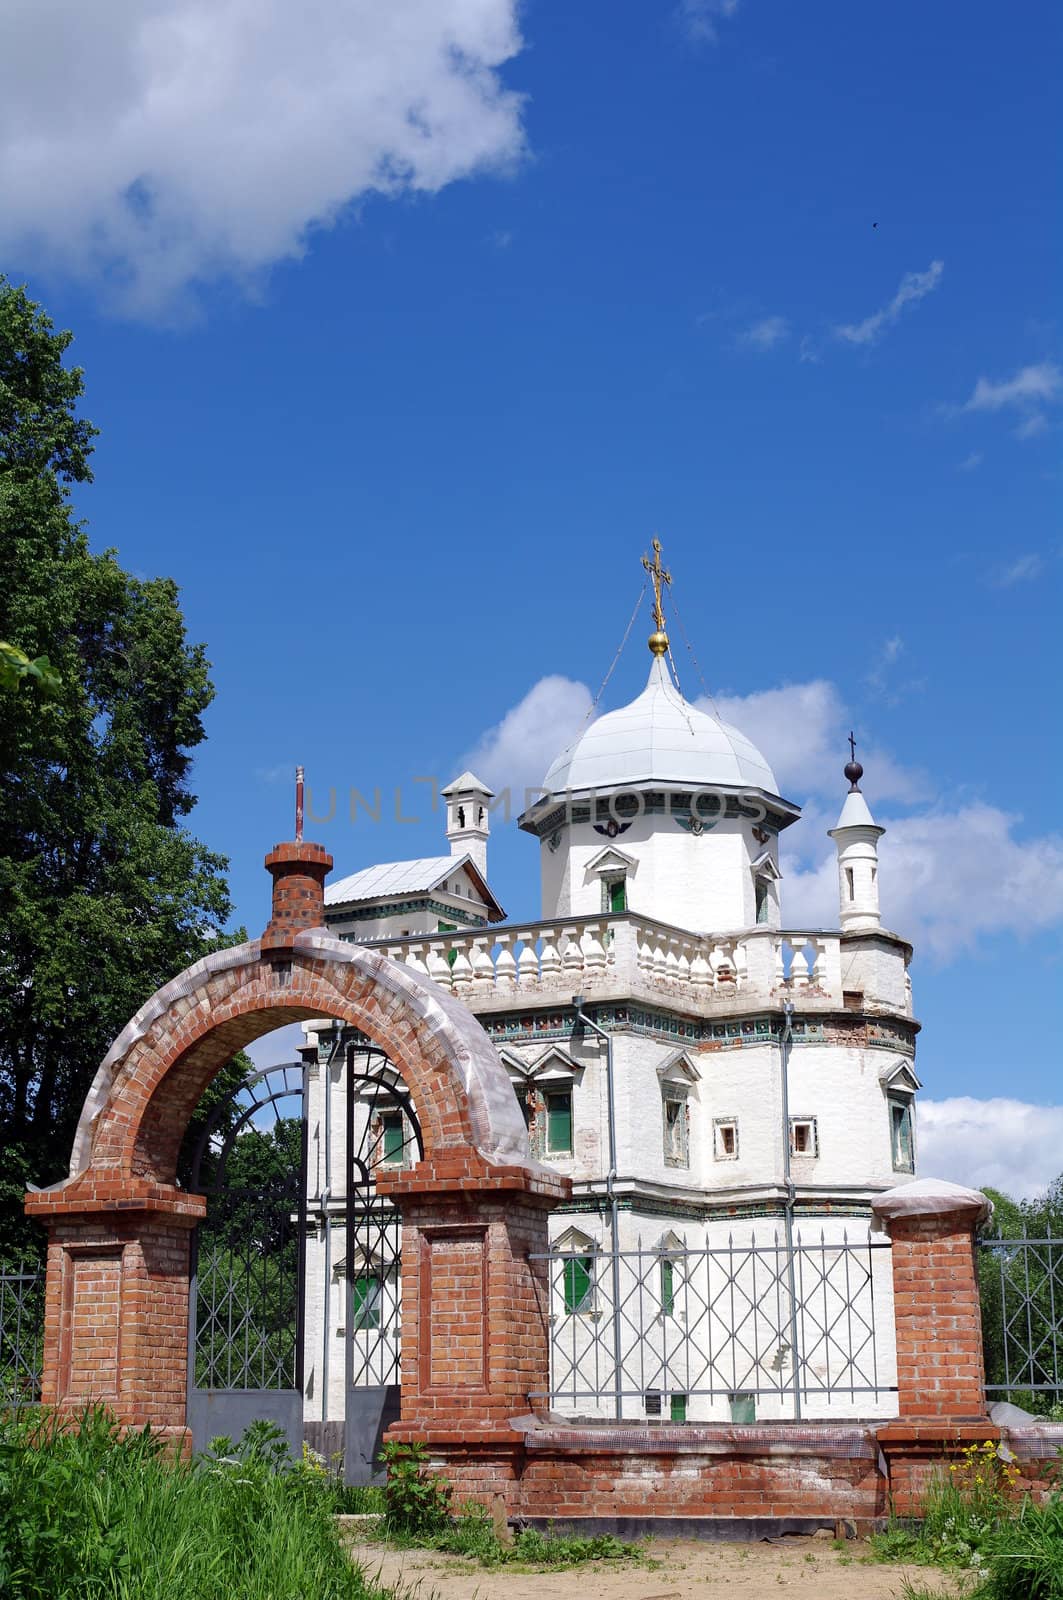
[341, 1041, 422, 1482]
[186, 1061, 307, 1456]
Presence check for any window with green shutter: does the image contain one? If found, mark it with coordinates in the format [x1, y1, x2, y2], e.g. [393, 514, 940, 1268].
[670, 1393, 688, 1422]
[562, 1256, 594, 1315]
[608, 877, 627, 913]
[545, 1090, 573, 1156]
[889, 1098, 914, 1172]
[660, 1257, 676, 1317]
[381, 1111, 404, 1165]
[352, 1275, 382, 1331]
[729, 1391, 756, 1423]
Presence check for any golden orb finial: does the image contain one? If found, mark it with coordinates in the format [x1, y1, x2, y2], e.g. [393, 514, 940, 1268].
[641, 536, 672, 655]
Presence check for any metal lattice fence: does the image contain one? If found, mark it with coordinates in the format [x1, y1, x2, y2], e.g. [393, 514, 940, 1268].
[979, 1228, 1063, 1413]
[0, 1263, 45, 1405]
[531, 1230, 896, 1421]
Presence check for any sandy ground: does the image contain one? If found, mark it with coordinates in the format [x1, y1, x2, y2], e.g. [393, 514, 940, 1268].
[344, 1536, 968, 1600]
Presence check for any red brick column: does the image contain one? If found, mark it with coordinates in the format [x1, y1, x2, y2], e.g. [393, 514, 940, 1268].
[262, 840, 333, 951]
[873, 1179, 995, 1513]
[378, 1158, 567, 1455]
[28, 1184, 204, 1445]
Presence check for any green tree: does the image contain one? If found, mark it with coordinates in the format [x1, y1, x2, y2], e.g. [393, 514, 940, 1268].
[0, 279, 237, 1264]
[979, 1174, 1063, 1416]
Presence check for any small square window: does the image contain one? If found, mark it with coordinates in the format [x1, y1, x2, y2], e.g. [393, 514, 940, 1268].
[644, 1391, 662, 1417]
[545, 1090, 573, 1157]
[714, 1119, 739, 1160]
[663, 1096, 689, 1167]
[789, 1117, 818, 1158]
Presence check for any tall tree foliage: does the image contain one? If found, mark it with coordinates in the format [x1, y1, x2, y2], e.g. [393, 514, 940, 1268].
[0, 280, 236, 1259]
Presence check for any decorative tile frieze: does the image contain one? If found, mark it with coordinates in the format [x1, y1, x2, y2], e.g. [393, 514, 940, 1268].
[478, 1003, 916, 1056]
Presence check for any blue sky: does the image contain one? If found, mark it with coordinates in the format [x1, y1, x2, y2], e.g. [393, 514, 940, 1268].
[3, 0, 1060, 1193]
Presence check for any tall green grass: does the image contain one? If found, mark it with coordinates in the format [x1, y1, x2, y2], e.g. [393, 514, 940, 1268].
[0, 1407, 391, 1600]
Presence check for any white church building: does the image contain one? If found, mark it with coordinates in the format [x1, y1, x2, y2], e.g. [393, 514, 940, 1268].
[299, 550, 919, 1430]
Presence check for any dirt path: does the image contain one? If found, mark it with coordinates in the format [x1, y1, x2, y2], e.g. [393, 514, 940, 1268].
[345, 1537, 968, 1599]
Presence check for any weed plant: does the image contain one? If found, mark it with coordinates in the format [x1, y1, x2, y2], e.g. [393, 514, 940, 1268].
[0, 1407, 391, 1600]
[875, 1439, 1063, 1600]
[871, 1439, 1023, 1575]
[376, 1442, 646, 1569]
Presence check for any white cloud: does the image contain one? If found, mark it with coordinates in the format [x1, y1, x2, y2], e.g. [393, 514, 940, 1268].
[918, 1098, 1063, 1201]
[961, 361, 1062, 414]
[462, 675, 595, 803]
[835, 259, 944, 346]
[705, 680, 924, 804]
[993, 553, 1044, 587]
[0, 0, 526, 316]
[958, 451, 983, 472]
[1014, 413, 1050, 441]
[740, 315, 789, 351]
[677, 0, 740, 45]
[785, 803, 1063, 958]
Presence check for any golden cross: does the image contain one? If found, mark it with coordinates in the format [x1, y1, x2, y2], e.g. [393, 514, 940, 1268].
[641, 536, 672, 631]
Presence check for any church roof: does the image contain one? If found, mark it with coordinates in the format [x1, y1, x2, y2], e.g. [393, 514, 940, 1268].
[539, 655, 781, 798]
[325, 854, 504, 920]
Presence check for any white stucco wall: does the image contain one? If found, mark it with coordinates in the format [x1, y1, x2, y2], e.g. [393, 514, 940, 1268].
[539, 812, 782, 932]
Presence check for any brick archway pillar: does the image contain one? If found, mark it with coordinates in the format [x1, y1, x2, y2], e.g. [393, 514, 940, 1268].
[873, 1178, 995, 1513]
[27, 830, 567, 1450]
[378, 1162, 566, 1439]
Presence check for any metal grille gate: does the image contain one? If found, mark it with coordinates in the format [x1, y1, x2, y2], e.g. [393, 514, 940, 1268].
[340, 1042, 422, 1482]
[186, 1062, 308, 1456]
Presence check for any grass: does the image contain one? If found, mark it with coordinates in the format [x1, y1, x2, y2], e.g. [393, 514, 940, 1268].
[370, 1438, 649, 1570]
[0, 1406, 393, 1600]
[870, 1438, 1063, 1600]
[373, 1500, 651, 1570]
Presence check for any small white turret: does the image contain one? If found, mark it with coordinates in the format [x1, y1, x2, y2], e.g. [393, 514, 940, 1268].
[827, 737, 885, 932]
[441, 770, 493, 880]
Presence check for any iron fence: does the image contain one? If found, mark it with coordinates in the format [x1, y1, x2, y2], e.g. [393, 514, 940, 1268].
[531, 1229, 896, 1420]
[979, 1228, 1063, 1412]
[0, 1263, 45, 1405]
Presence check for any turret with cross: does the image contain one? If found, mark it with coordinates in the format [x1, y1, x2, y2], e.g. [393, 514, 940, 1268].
[642, 536, 672, 656]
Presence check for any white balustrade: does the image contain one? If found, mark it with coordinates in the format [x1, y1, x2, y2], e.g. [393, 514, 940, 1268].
[377, 916, 844, 1008]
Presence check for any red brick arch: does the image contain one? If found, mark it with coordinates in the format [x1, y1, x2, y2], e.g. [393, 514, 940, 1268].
[65, 931, 530, 1194]
[26, 837, 566, 1441]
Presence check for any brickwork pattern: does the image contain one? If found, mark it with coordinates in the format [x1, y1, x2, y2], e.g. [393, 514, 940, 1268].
[887, 1216, 987, 1419]
[27, 843, 568, 1440]
[385, 1185, 557, 1433]
[40, 1214, 194, 1436]
[262, 841, 333, 951]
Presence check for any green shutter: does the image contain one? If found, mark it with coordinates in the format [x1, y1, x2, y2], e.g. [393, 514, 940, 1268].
[670, 1393, 688, 1423]
[546, 1092, 572, 1155]
[660, 1258, 675, 1317]
[382, 1114, 404, 1164]
[729, 1391, 756, 1423]
[563, 1257, 592, 1314]
[609, 878, 627, 913]
[353, 1276, 382, 1330]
